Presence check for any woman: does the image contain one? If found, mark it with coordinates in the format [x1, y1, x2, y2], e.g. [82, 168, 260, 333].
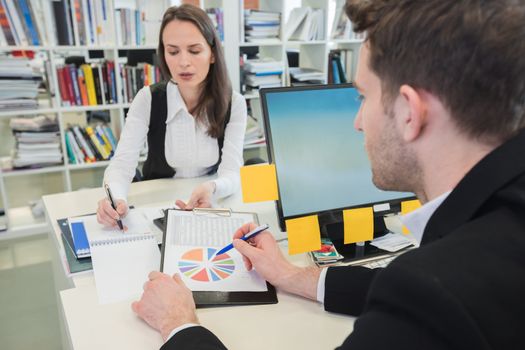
[97, 4, 247, 228]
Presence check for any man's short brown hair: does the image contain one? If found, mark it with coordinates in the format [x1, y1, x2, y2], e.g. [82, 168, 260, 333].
[346, 0, 525, 143]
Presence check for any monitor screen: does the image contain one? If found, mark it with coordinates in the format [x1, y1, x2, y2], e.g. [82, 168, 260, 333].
[261, 84, 413, 231]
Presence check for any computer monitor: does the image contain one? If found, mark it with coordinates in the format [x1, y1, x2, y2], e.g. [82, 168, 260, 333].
[260, 83, 414, 261]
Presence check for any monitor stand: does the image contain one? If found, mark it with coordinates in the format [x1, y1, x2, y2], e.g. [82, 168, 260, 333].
[322, 221, 393, 263]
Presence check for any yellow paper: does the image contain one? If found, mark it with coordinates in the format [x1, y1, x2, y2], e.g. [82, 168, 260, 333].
[401, 199, 422, 234]
[240, 164, 279, 203]
[286, 215, 321, 255]
[343, 207, 374, 244]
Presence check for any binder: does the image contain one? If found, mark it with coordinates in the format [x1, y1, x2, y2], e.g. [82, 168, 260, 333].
[160, 208, 278, 307]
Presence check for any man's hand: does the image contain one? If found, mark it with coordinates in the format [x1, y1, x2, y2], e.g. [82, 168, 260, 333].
[132, 271, 199, 341]
[176, 181, 215, 210]
[233, 223, 321, 301]
[96, 198, 128, 230]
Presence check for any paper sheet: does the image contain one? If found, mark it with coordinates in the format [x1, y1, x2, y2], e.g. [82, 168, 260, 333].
[162, 210, 267, 292]
[90, 234, 161, 304]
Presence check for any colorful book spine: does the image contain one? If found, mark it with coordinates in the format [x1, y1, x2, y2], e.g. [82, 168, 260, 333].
[16, 0, 40, 45]
[85, 126, 109, 159]
[81, 64, 97, 105]
[0, 1, 15, 45]
[68, 65, 82, 106]
[72, 125, 95, 162]
[77, 68, 89, 105]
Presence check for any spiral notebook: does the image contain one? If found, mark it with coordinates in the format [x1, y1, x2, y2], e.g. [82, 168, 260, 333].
[66, 212, 161, 304]
[90, 233, 160, 305]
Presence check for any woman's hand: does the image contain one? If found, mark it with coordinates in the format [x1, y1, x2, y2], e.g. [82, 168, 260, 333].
[96, 197, 128, 229]
[176, 181, 215, 210]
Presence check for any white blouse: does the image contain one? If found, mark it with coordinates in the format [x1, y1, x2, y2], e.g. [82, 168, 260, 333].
[104, 81, 247, 201]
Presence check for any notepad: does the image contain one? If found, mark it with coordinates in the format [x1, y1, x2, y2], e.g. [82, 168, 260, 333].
[67, 209, 152, 257]
[66, 209, 160, 304]
[90, 233, 160, 305]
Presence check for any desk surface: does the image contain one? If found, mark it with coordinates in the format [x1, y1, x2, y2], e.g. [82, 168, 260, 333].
[43, 177, 355, 349]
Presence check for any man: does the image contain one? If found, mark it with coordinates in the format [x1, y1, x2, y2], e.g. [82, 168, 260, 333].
[133, 0, 525, 348]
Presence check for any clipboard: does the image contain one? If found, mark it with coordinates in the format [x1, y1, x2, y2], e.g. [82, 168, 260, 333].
[160, 208, 278, 308]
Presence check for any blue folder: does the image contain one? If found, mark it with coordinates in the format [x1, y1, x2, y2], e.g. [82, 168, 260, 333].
[68, 221, 90, 258]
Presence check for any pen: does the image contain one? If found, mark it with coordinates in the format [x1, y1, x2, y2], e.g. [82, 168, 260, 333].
[214, 224, 270, 256]
[104, 183, 124, 231]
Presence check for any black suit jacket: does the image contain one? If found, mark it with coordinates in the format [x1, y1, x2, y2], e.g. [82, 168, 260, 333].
[163, 130, 525, 350]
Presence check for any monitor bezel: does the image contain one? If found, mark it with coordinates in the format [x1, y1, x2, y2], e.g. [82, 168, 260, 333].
[260, 83, 415, 232]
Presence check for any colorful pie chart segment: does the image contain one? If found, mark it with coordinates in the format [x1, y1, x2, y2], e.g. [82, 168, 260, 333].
[178, 248, 235, 282]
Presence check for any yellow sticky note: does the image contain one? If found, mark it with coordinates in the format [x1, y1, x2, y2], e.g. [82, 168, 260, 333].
[343, 207, 374, 244]
[240, 164, 279, 203]
[401, 199, 422, 234]
[285, 215, 322, 255]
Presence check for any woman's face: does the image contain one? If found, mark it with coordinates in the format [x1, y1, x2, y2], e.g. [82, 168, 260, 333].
[162, 19, 215, 92]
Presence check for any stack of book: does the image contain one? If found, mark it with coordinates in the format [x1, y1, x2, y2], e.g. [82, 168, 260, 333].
[0, 56, 43, 111]
[9, 115, 62, 169]
[206, 8, 224, 42]
[55, 60, 117, 107]
[115, 2, 163, 46]
[244, 9, 281, 43]
[289, 67, 326, 85]
[120, 62, 162, 104]
[0, 0, 48, 46]
[309, 238, 344, 267]
[242, 58, 284, 92]
[64, 123, 117, 164]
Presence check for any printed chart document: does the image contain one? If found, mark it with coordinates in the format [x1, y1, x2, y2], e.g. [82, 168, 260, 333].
[162, 210, 267, 292]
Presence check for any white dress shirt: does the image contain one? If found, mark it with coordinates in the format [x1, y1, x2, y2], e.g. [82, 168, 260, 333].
[316, 191, 451, 303]
[104, 81, 247, 201]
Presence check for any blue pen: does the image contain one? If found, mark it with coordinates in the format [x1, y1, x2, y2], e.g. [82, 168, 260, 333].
[214, 224, 269, 256]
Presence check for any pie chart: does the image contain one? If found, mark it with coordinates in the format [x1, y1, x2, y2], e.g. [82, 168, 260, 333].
[178, 248, 235, 282]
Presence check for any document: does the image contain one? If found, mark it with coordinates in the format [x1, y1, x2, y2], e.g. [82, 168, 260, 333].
[162, 210, 267, 292]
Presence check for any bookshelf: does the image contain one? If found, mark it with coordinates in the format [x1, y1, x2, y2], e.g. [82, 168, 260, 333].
[0, 0, 362, 239]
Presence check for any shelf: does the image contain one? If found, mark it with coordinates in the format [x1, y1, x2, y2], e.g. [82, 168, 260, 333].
[331, 39, 364, 44]
[0, 165, 66, 178]
[67, 161, 110, 171]
[117, 45, 158, 50]
[244, 143, 267, 150]
[240, 40, 283, 47]
[0, 45, 51, 51]
[0, 206, 49, 241]
[285, 40, 327, 45]
[58, 104, 126, 113]
[51, 45, 117, 51]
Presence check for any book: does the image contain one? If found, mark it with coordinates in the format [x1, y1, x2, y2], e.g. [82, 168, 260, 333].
[161, 208, 277, 307]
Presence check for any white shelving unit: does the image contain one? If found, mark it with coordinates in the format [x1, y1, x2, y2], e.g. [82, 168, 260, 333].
[0, 0, 171, 239]
[0, 0, 362, 239]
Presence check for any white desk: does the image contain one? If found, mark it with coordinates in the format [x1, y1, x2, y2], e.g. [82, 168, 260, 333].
[43, 177, 355, 350]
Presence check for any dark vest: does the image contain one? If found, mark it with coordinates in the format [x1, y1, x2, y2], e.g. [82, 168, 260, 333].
[142, 81, 231, 181]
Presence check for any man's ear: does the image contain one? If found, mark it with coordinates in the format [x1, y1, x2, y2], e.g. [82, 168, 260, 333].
[398, 84, 427, 142]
